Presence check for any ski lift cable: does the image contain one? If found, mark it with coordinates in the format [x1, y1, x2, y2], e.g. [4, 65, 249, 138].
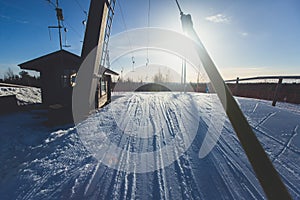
[117, 0, 134, 59]
[174, 0, 183, 15]
[63, 20, 83, 39]
[146, 0, 151, 67]
[61, 21, 68, 46]
[45, 0, 56, 9]
[74, 0, 88, 16]
[131, 56, 135, 72]
[174, 0, 292, 199]
[74, 0, 88, 26]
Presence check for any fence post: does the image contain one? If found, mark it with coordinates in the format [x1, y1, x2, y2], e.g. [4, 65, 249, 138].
[272, 78, 283, 106]
[234, 77, 239, 95]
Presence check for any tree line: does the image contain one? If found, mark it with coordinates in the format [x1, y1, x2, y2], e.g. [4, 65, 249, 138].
[0, 68, 40, 87]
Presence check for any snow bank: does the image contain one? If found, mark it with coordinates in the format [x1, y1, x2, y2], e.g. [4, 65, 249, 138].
[0, 87, 41, 105]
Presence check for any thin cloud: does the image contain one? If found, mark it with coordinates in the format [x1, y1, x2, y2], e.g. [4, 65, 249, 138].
[0, 14, 11, 20]
[16, 19, 29, 24]
[0, 14, 29, 24]
[205, 14, 230, 24]
[240, 32, 249, 37]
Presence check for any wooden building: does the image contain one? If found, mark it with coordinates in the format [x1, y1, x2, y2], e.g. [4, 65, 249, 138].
[96, 67, 119, 108]
[18, 49, 118, 113]
[19, 50, 79, 108]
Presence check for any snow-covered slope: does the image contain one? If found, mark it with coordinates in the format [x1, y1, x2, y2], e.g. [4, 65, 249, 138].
[0, 92, 299, 200]
[0, 87, 41, 105]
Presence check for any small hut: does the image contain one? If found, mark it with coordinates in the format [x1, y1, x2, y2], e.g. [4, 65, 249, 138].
[19, 49, 118, 111]
[19, 50, 80, 107]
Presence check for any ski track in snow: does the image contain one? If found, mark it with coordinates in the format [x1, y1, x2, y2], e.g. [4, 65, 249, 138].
[0, 92, 299, 200]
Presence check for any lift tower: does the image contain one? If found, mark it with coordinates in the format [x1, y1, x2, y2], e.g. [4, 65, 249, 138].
[73, 0, 116, 122]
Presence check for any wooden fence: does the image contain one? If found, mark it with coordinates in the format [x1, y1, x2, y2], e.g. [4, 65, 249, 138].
[225, 76, 300, 106]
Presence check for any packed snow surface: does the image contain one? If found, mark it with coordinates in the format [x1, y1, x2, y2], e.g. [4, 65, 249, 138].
[0, 92, 299, 200]
[0, 87, 41, 105]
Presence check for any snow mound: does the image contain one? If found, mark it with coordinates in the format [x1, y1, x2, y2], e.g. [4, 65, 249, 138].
[0, 87, 41, 105]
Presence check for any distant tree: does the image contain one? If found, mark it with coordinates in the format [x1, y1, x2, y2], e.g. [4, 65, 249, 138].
[126, 77, 133, 83]
[153, 69, 165, 83]
[19, 70, 30, 85]
[2, 68, 40, 87]
[19, 70, 30, 79]
[117, 76, 123, 83]
[4, 68, 15, 81]
[165, 69, 170, 83]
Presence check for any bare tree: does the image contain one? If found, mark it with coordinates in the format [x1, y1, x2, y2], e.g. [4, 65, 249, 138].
[153, 69, 164, 83]
[4, 68, 15, 81]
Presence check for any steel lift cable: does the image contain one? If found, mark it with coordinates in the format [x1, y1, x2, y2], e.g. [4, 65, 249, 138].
[117, 0, 136, 72]
[146, 0, 151, 67]
[74, 0, 88, 17]
[174, 0, 292, 199]
[132, 56, 135, 72]
[74, 0, 88, 25]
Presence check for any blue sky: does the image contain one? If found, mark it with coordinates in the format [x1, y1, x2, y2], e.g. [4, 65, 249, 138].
[0, 0, 299, 80]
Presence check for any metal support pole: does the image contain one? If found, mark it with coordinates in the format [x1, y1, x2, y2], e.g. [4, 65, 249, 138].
[73, 0, 108, 123]
[235, 77, 239, 96]
[56, 0, 63, 50]
[272, 78, 283, 106]
[180, 12, 291, 199]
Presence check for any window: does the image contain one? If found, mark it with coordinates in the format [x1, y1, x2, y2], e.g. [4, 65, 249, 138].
[61, 69, 77, 88]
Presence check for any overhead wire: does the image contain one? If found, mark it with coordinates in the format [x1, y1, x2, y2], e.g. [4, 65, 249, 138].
[174, 0, 183, 15]
[146, 0, 151, 67]
[62, 20, 82, 39]
[117, 0, 135, 71]
[45, 0, 56, 9]
[74, 0, 88, 25]
[74, 0, 88, 16]
[45, 0, 84, 46]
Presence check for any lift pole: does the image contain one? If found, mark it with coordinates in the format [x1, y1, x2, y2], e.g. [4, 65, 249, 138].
[73, 0, 109, 122]
[48, 0, 64, 50]
[56, 0, 63, 50]
[176, 2, 291, 199]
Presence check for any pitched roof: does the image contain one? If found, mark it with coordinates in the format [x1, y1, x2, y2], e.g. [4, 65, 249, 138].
[104, 68, 119, 76]
[19, 49, 119, 76]
[18, 50, 81, 72]
[99, 67, 119, 76]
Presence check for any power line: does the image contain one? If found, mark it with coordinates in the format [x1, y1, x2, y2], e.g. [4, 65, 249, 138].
[46, 0, 64, 50]
[45, 0, 86, 47]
